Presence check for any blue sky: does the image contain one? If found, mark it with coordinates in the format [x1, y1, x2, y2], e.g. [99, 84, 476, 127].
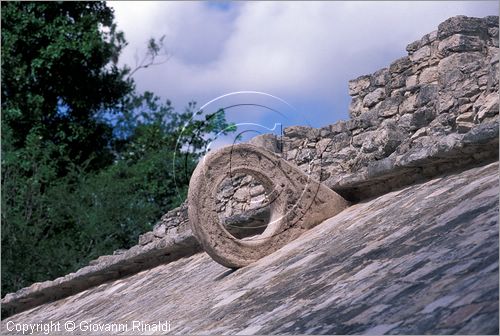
[109, 1, 498, 138]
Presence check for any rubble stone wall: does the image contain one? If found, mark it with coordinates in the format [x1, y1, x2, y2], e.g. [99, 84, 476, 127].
[215, 15, 499, 225]
[275, 15, 498, 199]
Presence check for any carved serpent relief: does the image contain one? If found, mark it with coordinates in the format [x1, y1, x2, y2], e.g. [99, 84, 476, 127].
[188, 144, 349, 268]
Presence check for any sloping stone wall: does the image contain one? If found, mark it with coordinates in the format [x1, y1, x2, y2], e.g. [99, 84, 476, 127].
[2, 162, 498, 334]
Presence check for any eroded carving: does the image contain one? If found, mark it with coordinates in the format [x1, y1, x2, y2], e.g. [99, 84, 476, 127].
[188, 144, 349, 268]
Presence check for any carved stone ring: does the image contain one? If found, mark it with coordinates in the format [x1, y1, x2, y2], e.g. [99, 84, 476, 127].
[188, 144, 349, 268]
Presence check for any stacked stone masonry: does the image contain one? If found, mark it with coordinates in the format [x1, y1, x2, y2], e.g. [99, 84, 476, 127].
[1, 15, 498, 319]
[212, 15, 499, 225]
[282, 16, 498, 196]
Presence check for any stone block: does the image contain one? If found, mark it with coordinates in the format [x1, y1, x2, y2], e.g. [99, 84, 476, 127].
[438, 34, 484, 56]
[367, 157, 395, 178]
[330, 120, 348, 135]
[363, 88, 386, 108]
[457, 121, 475, 133]
[438, 52, 484, 76]
[462, 120, 499, 144]
[353, 131, 374, 148]
[373, 68, 390, 86]
[390, 56, 412, 74]
[419, 66, 438, 84]
[283, 126, 310, 138]
[138, 232, 155, 246]
[400, 94, 417, 114]
[454, 79, 480, 99]
[474, 93, 499, 122]
[348, 75, 371, 96]
[389, 74, 407, 90]
[438, 15, 488, 40]
[406, 74, 418, 87]
[417, 84, 439, 107]
[349, 97, 365, 118]
[410, 45, 431, 63]
[377, 96, 402, 117]
[407, 39, 421, 53]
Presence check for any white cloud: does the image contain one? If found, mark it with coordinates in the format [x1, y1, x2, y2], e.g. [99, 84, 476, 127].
[109, 1, 498, 127]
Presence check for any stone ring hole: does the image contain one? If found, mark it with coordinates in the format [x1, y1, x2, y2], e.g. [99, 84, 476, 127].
[188, 144, 349, 268]
[216, 172, 274, 240]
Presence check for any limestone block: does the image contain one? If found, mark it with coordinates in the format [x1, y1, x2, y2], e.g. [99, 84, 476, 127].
[330, 120, 348, 135]
[353, 131, 375, 148]
[348, 75, 371, 96]
[438, 16, 488, 40]
[474, 93, 499, 122]
[389, 56, 412, 74]
[438, 34, 484, 56]
[417, 84, 439, 107]
[349, 97, 364, 118]
[488, 27, 499, 47]
[407, 39, 421, 53]
[377, 96, 401, 117]
[406, 74, 418, 87]
[363, 88, 386, 108]
[453, 79, 480, 99]
[389, 74, 407, 89]
[457, 121, 475, 133]
[188, 144, 349, 268]
[283, 125, 310, 138]
[400, 95, 417, 114]
[373, 68, 389, 87]
[438, 52, 484, 75]
[410, 45, 431, 63]
[419, 66, 438, 84]
[456, 111, 475, 123]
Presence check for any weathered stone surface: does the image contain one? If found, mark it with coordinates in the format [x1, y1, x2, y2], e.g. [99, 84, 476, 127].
[1, 230, 201, 317]
[248, 133, 281, 154]
[188, 144, 349, 268]
[438, 92, 456, 114]
[438, 34, 485, 55]
[410, 45, 431, 62]
[438, 15, 488, 40]
[363, 88, 386, 107]
[419, 66, 438, 84]
[389, 56, 412, 74]
[474, 92, 499, 122]
[283, 125, 311, 138]
[348, 75, 371, 96]
[373, 68, 389, 87]
[406, 74, 418, 87]
[417, 84, 438, 107]
[2, 162, 497, 335]
[456, 112, 476, 133]
[377, 96, 401, 117]
[399, 94, 417, 114]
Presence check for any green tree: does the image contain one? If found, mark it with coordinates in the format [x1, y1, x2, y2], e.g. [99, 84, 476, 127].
[2, 1, 132, 171]
[1, 2, 236, 295]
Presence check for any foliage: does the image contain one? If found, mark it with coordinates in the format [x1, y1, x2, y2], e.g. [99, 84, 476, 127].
[2, 1, 133, 172]
[1, 2, 235, 295]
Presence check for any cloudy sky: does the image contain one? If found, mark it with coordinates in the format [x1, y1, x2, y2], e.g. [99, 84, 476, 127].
[108, 1, 498, 136]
